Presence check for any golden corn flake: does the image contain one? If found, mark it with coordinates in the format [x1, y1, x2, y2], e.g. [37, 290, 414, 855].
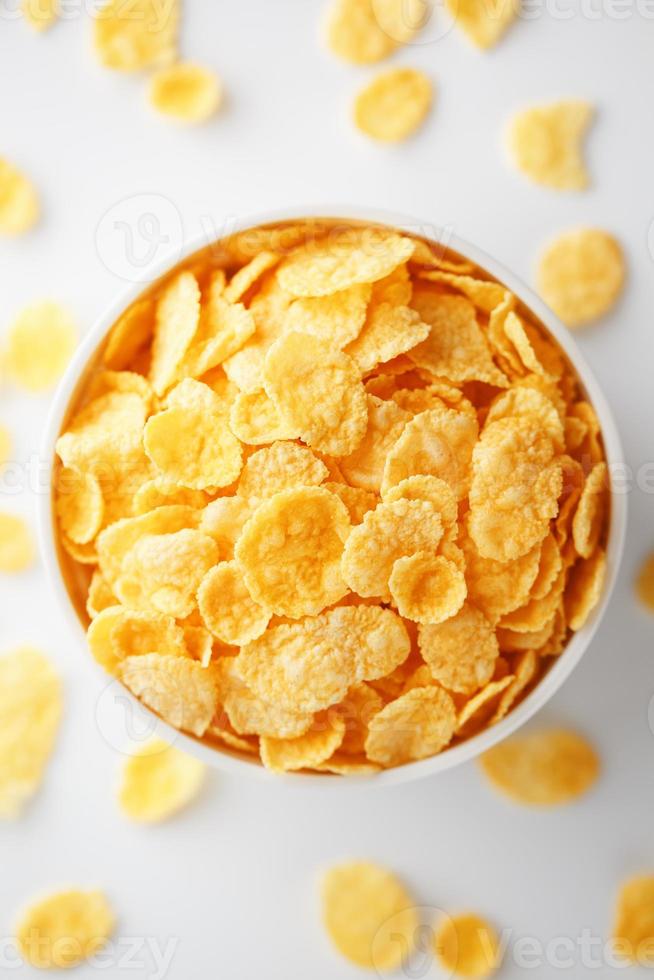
[508, 100, 593, 191]
[345, 302, 429, 373]
[120, 653, 218, 736]
[87, 606, 185, 674]
[635, 553, 654, 613]
[456, 676, 514, 737]
[324, 482, 378, 524]
[86, 571, 117, 619]
[16, 889, 115, 969]
[149, 271, 201, 395]
[354, 68, 433, 143]
[5, 301, 76, 391]
[342, 498, 443, 599]
[419, 602, 499, 695]
[0, 158, 39, 235]
[215, 657, 313, 739]
[115, 528, 218, 619]
[144, 404, 243, 491]
[149, 62, 222, 123]
[237, 441, 327, 502]
[314, 755, 381, 775]
[96, 504, 198, 584]
[565, 548, 606, 630]
[198, 561, 271, 645]
[118, 736, 204, 822]
[491, 649, 538, 723]
[366, 685, 457, 765]
[322, 861, 418, 970]
[0, 512, 34, 573]
[572, 461, 608, 558]
[55, 391, 147, 478]
[480, 728, 599, 805]
[229, 388, 299, 444]
[277, 228, 414, 297]
[264, 332, 368, 456]
[94, 0, 178, 71]
[338, 682, 384, 755]
[286, 284, 371, 349]
[613, 875, 654, 965]
[22, 0, 58, 32]
[260, 713, 345, 773]
[460, 521, 541, 624]
[434, 913, 501, 979]
[0, 648, 62, 817]
[382, 406, 479, 499]
[469, 417, 561, 562]
[346, 604, 411, 680]
[390, 552, 467, 625]
[446, 0, 518, 48]
[409, 290, 507, 387]
[486, 386, 564, 450]
[340, 394, 410, 491]
[325, 0, 426, 64]
[383, 474, 458, 529]
[499, 566, 565, 633]
[178, 290, 255, 381]
[537, 228, 625, 328]
[55, 468, 104, 545]
[132, 479, 208, 515]
[236, 486, 350, 617]
[199, 496, 252, 556]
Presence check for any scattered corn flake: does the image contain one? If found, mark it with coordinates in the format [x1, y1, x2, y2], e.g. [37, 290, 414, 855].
[22, 0, 58, 31]
[434, 913, 501, 979]
[229, 388, 299, 444]
[260, 713, 345, 773]
[0, 648, 61, 817]
[419, 602, 499, 695]
[0, 512, 34, 572]
[382, 406, 479, 499]
[56, 468, 104, 545]
[198, 561, 271, 645]
[16, 890, 115, 969]
[149, 272, 201, 395]
[537, 228, 625, 328]
[5, 301, 76, 391]
[149, 62, 222, 123]
[409, 289, 508, 387]
[480, 728, 599, 805]
[118, 737, 205, 822]
[446, 0, 518, 48]
[94, 0, 178, 71]
[237, 441, 327, 502]
[390, 552, 467, 625]
[120, 653, 218, 736]
[507, 100, 594, 191]
[635, 553, 654, 613]
[215, 657, 313, 739]
[565, 548, 606, 630]
[325, 0, 427, 64]
[286, 283, 371, 348]
[144, 405, 243, 490]
[236, 486, 350, 618]
[0, 158, 39, 235]
[277, 227, 414, 298]
[342, 498, 443, 599]
[321, 861, 419, 970]
[469, 417, 561, 562]
[366, 685, 457, 765]
[264, 332, 368, 456]
[346, 302, 429, 373]
[354, 68, 433, 143]
[613, 876, 654, 965]
[572, 461, 608, 558]
[340, 394, 410, 491]
[115, 528, 218, 619]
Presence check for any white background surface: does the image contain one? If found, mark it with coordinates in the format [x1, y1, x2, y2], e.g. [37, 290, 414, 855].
[1, 2, 654, 978]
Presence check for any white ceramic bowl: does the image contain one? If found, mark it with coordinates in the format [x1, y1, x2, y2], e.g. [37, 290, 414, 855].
[38, 206, 627, 788]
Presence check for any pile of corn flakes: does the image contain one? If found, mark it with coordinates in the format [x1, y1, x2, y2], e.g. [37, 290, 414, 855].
[54, 220, 610, 775]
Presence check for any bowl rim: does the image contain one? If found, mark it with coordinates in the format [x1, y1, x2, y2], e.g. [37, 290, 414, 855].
[38, 204, 628, 789]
